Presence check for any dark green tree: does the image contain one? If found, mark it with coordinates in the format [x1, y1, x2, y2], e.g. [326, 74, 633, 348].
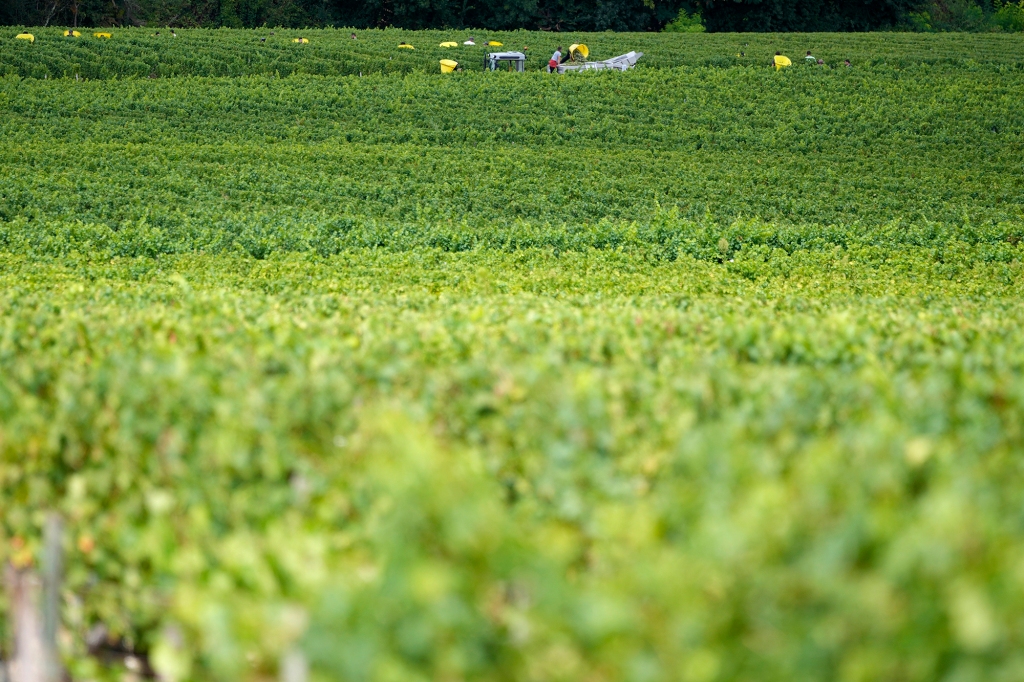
[1, 0, 929, 29]
[329, 0, 685, 30]
[692, 0, 928, 31]
[0, 0, 35, 24]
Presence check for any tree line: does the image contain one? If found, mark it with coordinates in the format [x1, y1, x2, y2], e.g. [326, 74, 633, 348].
[2, 0, 1021, 32]
[0, 0, 682, 31]
[689, 0, 1024, 32]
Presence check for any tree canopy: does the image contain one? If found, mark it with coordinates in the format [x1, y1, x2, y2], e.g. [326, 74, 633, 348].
[0, 0, 685, 31]
[690, 0, 928, 32]
[3, 0, 992, 35]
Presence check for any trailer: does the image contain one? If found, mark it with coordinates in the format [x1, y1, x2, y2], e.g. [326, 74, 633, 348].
[479, 49, 642, 75]
[484, 51, 526, 72]
[557, 51, 643, 73]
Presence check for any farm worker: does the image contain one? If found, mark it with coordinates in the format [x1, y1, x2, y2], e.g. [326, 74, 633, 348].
[464, 37, 475, 45]
[171, 30, 177, 38]
[351, 33, 357, 39]
[844, 59, 852, 67]
[549, 46, 562, 73]
[805, 50, 815, 62]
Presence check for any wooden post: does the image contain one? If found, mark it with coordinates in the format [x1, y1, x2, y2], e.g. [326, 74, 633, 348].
[3, 513, 63, 682]
[41, 515, 63, 682]
[280, 648, 308, 682]
[4, 566, 45, 682]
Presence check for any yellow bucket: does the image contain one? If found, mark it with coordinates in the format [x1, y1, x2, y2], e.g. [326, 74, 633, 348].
[15, 33, 35, 43]
[774, 55, 792, 70]
[440, 59, 459, 73]
[569, 43, 589, 60]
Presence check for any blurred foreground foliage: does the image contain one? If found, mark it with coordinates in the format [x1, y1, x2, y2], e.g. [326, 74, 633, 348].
[1, 245, 1023, 680]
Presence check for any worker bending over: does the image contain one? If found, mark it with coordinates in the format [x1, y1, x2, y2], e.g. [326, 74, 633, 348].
[549, 46, 562, 73]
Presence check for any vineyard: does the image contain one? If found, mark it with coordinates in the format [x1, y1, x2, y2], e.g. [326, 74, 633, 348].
[1, 28, 1023, 78]
[1, 28, 1024, 682]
